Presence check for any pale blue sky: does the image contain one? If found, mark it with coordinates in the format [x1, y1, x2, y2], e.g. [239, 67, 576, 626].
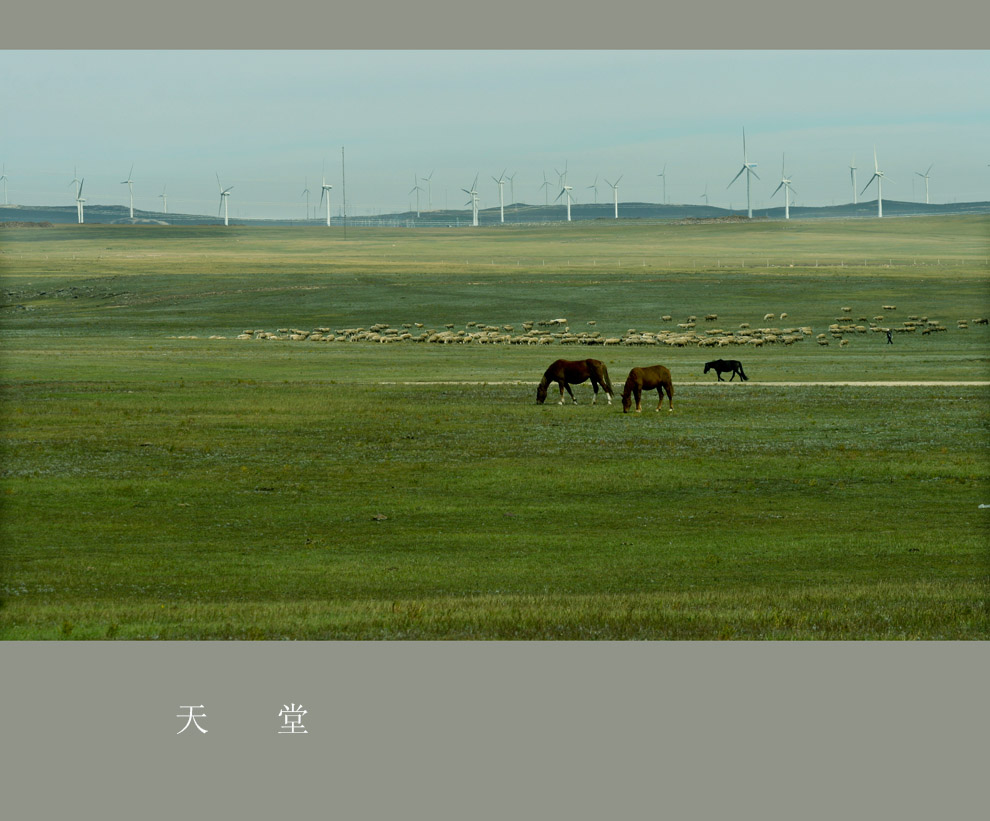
[2, 50, 988, 218]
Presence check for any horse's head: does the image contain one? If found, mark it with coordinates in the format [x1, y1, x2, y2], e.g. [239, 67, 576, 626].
[536, 380, 548, 404]
[703, 362, 712, 374]
[621, 387, 633, 413]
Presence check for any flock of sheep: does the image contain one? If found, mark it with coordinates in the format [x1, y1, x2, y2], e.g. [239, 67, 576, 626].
[216, 308, 986, 349]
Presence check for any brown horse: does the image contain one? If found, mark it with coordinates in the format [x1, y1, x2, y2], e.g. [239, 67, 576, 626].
[622, 365, 674, 413]
[536, 358, 613, 405]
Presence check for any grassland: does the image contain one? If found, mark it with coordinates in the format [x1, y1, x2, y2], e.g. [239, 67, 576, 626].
[1, 217, 988, 639]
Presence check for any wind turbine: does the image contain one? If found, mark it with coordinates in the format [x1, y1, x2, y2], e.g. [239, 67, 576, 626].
[159, 185, 168, 215]
[409, 175, 423, 217]
[727, 128, 759, 218]
[301, 179, 310, 220]
[701, 183, 709, 207]
[587, 176, 599, 204]
[320, 176, 333, 226]
[555, 184, 574, 221]
[771, 155, 796, 220]
[422, 170, 434, 211]
[860, 147, 889, 218]
[462, 174, 479, 226]
[849, 157, 858, 205]
[0, 165, 8, 205]
[540, 171, 552, 206]
[70, 168, 81, 210]
[76, 178, 86, 224]
[216, 173, 233, 226]
[915, 164, 933, 204]
[604, 176, 622, 219]
[121, 164, 135, 219]
[657, 164, 667, 205]
[492, 169, 507, 223]
[507, 172, 516, 209]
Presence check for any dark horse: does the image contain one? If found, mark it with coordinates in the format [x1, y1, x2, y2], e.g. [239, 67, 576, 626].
[704, 359, 748, 382]
[622, 365, 674, 413]
[536, 359, 613, 405]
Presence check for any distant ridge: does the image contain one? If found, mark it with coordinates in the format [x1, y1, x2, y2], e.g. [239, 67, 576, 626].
[2, 199, 988, 227]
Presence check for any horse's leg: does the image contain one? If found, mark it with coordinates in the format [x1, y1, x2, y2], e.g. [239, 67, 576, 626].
[635, 385, 643, 413]
[666, 381, 674, 412]
[563, 382, 576, 404]
[717, 371, 725, 381]
[591, 379, 598, 405]
[557, 381, 566, 405]
[729, 370, 736, 381]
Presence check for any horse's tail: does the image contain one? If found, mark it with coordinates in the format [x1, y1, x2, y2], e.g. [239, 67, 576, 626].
[600, 363, 614, 395]
[738, 364, 748, 381]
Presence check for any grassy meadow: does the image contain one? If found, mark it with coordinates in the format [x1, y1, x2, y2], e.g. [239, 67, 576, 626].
[1, 217, 988, 639]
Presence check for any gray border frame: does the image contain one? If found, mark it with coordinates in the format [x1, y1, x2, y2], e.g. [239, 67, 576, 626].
[3, 1, 988, 818]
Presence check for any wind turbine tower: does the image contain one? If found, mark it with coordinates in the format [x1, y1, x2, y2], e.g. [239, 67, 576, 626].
[701, 183, 709, 207]
[587, 176, 599, 204]
[302, 179, 310, 220]
[860, 147, 889, 218]
[462, 175, 480, 226]
[76, 179, 86, 224]
[409, 175, 423, 217]
[605, 176, 622, 219]
[121, 164, 135, 219]
[915, 164, 933, 204]
[507, 172, 516, 210]
[540, 171, 551, 206]
[727, 129, 759, 218]
[555, 184, 574, 221]
[159, 185, 168, 214]
[771, 155, 796, 220]
[216, 173, 233, 226]
[320, 177, 333, 226]
[657, 164, 667, 205]
[849, 157, 858, 205]
[492, 169, 507, 223]
[423, 171, 434, 211]
[0, 165, 8, 205]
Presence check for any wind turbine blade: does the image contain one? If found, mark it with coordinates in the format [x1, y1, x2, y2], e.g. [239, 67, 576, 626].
[749, 169, 761, 181]
[554, 189, 565, 202]
[616, 175, 622, 185]
[861, 174, 878, 196]
[217, 173, 223, 191]
[727, 166, 746, 188]
[926, 164, 933, 175]
[78, 179, 84, 197]
[771, 182, 784, 197]
[789, 187, 797, 197]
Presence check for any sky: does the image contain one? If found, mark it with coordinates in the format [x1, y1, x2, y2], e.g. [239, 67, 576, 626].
[1, 50, 989, 219]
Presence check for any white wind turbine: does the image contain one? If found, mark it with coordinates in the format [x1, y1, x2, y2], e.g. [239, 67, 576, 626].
[301, 179, 310, 220]
[76, 178, 86, 224]
[849, 157, 858, 205]
[70, 168, 81, 212]
[121, 164, 135, 219]
[462, 174, 480, 226]
[915, 164, 933, 204]
[159, 185, 168, 214]
[540, 171, 552, 206]
[320, 177, 333, 226]
[771, 155, 796, 220]
[701, 183, 709, 207]
[409, 175, 423, 217]
[860, 147, 890, 218]
[492, 169, 507, 223]
[0, 165, 8, 205]
[216, 173, 233, 226]
[422, 170, 434, 211]
[727, 128, 759, 218]
[555, 184, 574, 222]
[604, 176, 622, 219]
[657, 164, 667, 204]
[507, 172, 516, 209]
[586, 176, 599, 204]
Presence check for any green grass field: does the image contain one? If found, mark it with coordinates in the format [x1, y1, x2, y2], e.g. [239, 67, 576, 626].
[1, 217, 988, 638]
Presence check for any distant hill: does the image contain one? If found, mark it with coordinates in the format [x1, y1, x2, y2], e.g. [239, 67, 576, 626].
[1, 199, 988, 227]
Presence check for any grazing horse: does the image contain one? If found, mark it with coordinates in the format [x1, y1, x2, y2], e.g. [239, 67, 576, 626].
[622, 365, 674, 413]
[704, 359, 748, 382]
[536, 358, 613, 405]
